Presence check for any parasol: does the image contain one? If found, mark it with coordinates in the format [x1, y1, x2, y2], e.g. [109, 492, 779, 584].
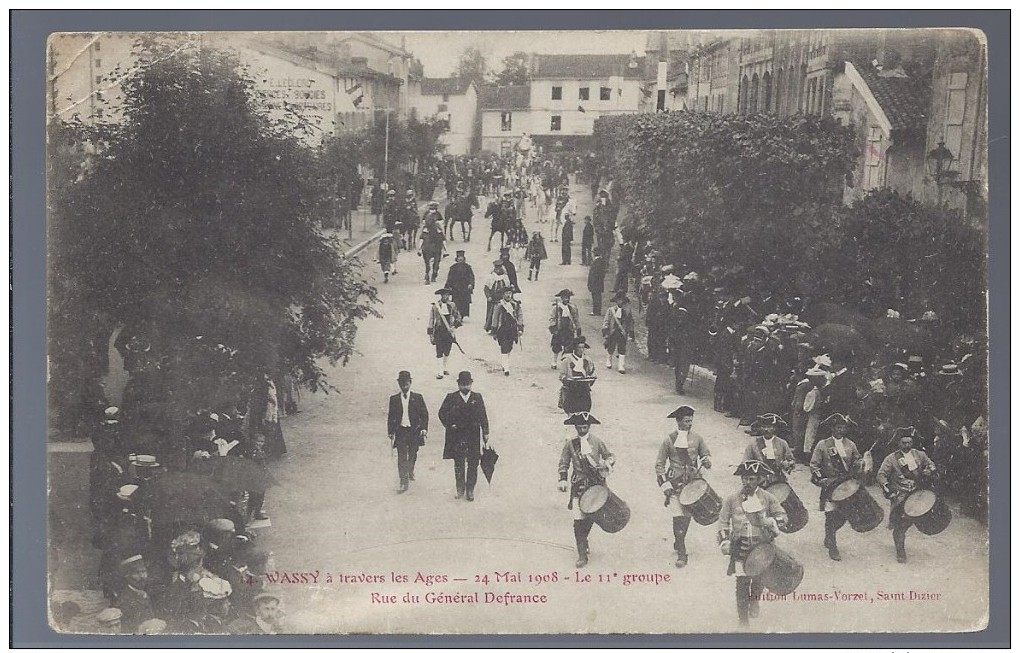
[864, 317, 934, 353]
[809, 323, 872, 361]
[190, 456, 278, 493]
[138, 471, 235, 527]
[480, 447, 499, 484]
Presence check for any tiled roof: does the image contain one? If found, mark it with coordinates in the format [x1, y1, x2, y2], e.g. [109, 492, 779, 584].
[420, 77, 472, 96]
[531, 54, 646, 80]
[478, 85, 530, 110]
[851, 60, 932, 132]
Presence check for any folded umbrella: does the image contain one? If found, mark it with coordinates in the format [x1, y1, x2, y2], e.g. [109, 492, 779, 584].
[189, 456, 278, 493]
[138, 471, 235, 528]
[480, 447, 499, 485]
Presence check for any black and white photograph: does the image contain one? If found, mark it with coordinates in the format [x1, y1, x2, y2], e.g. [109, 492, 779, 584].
[45, 26, 991, 635]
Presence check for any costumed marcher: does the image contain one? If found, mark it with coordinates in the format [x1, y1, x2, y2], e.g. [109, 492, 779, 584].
[810, 413, 863, 561]
[438, 372, 491, 502]
[602, 291, 635, 374]
[428, 287, 463, 378]
[718, 460, 788, 627]
[548, 289, 582, 369]
[499, 247, 519, 292]
[557, 412, 615, 568]
[742, 414, 797, 484]
[378, 233, 397, 283]
[418, 216, 447, 285]
[490, 286, 524, 376]
[558, 336, 597, 415]
[483, 259, 512, 333]
[655, 405, 713, 568]
[401, 189, 418, 249]
[387, 371, 430, 493]
[444, 250, 475, 319]
[417, 200, 443, 249]
[877, 428, 937, 563]
[525, 231, 548, 281]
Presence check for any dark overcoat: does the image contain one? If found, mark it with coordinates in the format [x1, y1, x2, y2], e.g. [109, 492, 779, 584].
[438, 391, 490, 460]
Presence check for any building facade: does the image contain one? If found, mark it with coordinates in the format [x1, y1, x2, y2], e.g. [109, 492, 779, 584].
[527, 53, 645, 152]
[478, 85, 531, 156]
[409, 78, 478, 155]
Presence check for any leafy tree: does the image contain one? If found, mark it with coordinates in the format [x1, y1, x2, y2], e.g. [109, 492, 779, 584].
[453, 46, 489, 88]
[493, 51, 530, 86]
[49, 41, 379, 439]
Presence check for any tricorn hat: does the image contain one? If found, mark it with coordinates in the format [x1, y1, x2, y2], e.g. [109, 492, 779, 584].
[434, 287, 453, 295]
[612, 291, 630, 303]
[734, 460, 774, 477]
[555, 288, 574, 298]
[667, 405, 695, 419]
[564, 412, 601, 425]
[572, 335, 590, 349]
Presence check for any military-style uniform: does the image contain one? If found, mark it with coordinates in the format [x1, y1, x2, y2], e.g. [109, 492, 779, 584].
[655, 406, 713, 567]
[602, 295, 635, 373]
[558, 413, 615, 567]
[429, 290, 462, 378]
[558, 338, 596, 414]
[718, 460, 787, 626]
[809, 415, 863, 561]
[490, 291, 524, 375]
[877, 440, 936, 563]
[548, 290, 581, 368]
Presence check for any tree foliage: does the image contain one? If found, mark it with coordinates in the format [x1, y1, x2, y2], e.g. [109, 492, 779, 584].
[49, 42, 379, 430]
[593, 111, 986, 332]
[453, 46, 489, 88]
[493, 51, 530, 86]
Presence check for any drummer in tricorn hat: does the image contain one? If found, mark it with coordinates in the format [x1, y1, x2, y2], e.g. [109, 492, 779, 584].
[876, 427, 937, 563]
[655, 406, 713, 568]
[718, 460, 787, 627]
[742, 414, 796, 485]
[809, 413, 864, 562]
[558, 412, 615, 568]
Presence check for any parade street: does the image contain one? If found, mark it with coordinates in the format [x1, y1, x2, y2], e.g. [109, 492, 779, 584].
[255, 181, 989, 634]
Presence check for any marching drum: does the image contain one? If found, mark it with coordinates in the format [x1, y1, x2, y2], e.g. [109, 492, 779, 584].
[903, 489, 952, 535]
[765, 481, 809, 533]
[677, 478, 722, 526]
[579, 485, 631, 533]
[830, 478, 884, 532]
[744, 542, 804, 595]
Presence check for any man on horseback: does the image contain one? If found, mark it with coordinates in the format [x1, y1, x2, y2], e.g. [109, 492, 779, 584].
[486, 190, 517, 252]
[445, 180, 476, 243]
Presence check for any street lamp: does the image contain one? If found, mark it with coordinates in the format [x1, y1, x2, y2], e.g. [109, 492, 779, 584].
[926, 140, 960, 186]
[926, 140, 961, 204]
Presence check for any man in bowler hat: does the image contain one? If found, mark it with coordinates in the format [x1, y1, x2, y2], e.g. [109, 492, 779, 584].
[438, 372, 490, 501]
[387, 371, 430, 493]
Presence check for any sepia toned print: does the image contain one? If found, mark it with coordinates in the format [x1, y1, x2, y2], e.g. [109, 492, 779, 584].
[47, 28, 988, 634]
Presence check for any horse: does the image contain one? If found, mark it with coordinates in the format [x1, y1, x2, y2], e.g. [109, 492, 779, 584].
[485, 199, 517, 252]
[445, 192, 477, 242]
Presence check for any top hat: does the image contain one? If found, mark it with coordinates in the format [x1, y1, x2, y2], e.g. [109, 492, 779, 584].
[456, 371, 473, 385]
[455, 250, 466, 257]
[397, 370, 412, 382]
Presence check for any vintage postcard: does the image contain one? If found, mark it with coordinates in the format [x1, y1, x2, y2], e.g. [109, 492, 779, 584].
[46, 27, 989, 635]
